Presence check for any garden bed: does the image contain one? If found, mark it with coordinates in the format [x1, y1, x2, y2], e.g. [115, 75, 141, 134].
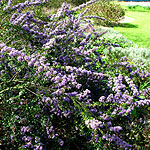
[0, 0, 150, 149]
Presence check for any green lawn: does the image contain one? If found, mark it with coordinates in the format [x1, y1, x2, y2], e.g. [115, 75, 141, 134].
[113, 7, 150, 48]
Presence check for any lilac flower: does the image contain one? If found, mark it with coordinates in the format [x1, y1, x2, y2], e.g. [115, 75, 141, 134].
[107, 121, 112, 127]
[31, 58, 36, 63]
[28, 61, 33, 66]
[21, 126, 31, 134]
[52, 88, 65, 96]
[111, 134, 132, 148]
[110, 126, 123, 132]
[66, 92, 78, 97]
[72, 0, 98, 11]
[0, 55, 4, 58]
[58, 139, 64, 146]
[45, 71, 51, 77]
[76, 83, 82, 89]
[34, 61, 40, 66]
[24, 56, 31, 61]
[99, 96, 105, 102]
[84, 89, 91, 95]
[85, 118, 103, 130]
[1, 47, 7, 54]
[17, 56, 23, 62]
[12, 13, 28, 25]
[0, 43, 6, 48]
[10, 13, 18, 23]
[11, 0, 42, 12]
[100, 114, 111, 121]
[42, 38, 56, 49]
[38, 66, 43, 72]
[120, 56, 127, 61]
[9, 51, 17, 57]
[22, 136, 32, 142]
[106, 94, 113, 103]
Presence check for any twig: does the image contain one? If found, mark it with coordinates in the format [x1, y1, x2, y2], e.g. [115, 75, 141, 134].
[0, 88, 9, 94]
[25, 87, 41, 97]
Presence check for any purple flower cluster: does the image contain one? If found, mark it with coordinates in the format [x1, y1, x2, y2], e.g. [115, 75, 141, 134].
[124, 76, 139, 97]
[21, 126, 31, 134]
[85, 118, 103, 130]
[109, 126, 122, 132]
[131, 67, 150, 78]
[103, 134, 132, 149]
[140, 88, 150, 99]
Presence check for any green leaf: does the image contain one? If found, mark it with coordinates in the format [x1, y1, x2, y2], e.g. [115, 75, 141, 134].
[131, 108, 137, 117]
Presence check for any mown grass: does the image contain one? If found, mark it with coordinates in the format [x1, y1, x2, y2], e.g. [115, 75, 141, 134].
[113, 5, 150, 48]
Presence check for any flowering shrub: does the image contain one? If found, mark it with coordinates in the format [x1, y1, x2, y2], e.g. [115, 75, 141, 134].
[0, 0, 150, 149]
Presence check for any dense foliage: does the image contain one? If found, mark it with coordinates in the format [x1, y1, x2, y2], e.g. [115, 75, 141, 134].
[98, 29, 150, 70]
[0, 0, 150, 149]
[36, 0, 90, 9]
[83, 0, 125, 26]
[106, 46, 150, 70]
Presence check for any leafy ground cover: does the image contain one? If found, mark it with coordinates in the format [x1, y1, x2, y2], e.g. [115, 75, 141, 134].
[0, 0, 150, 149]
[95, 28, 150, 71]
[113, 4, 150, 48]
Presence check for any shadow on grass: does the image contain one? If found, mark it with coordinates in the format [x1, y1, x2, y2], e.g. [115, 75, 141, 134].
[116, 23, 138, 28]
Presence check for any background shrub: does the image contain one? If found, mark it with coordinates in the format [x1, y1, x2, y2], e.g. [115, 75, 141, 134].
[104, 45, 150, 71]
[83, 0, 125, 26]
[96, 28, 134, 48]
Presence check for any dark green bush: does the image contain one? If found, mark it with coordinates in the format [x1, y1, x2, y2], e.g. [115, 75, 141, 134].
[69, 0, 90, 6]
[42, 0, 89, 9]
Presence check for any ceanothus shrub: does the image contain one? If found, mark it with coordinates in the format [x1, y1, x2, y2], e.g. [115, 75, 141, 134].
[0, 0, 150, 149]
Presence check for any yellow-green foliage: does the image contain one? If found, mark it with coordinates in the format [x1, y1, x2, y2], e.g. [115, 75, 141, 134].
[85, 0, 125, 26]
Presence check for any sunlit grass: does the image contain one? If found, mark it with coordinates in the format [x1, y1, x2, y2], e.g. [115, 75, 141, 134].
[113, 5, 150, 48]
